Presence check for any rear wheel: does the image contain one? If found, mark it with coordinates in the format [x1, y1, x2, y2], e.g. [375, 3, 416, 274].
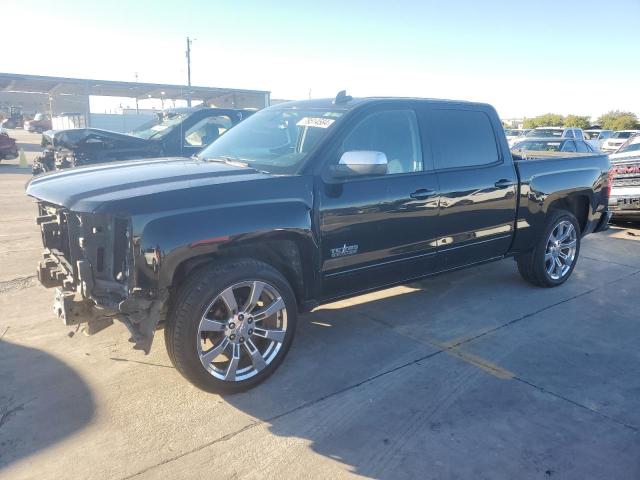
[517, 210, 581, 287]
[165, 259, 297, 393]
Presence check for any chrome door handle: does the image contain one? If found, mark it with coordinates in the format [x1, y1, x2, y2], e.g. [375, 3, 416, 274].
[494, 179, 515, 188]
[410, 189, 437, 200]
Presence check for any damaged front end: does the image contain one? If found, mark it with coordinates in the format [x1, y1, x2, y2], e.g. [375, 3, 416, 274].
[32, 129, 162, 175]
[36, 203, 166, 352]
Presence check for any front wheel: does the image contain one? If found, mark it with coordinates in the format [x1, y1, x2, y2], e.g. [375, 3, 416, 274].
[517, 210, 581, 287]
[165, 259, 297, 393]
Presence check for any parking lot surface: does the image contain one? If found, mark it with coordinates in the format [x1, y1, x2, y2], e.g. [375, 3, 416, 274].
[1, 130, 639, 479]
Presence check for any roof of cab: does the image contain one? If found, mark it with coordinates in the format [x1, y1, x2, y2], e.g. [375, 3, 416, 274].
[271, 96, 494, 111]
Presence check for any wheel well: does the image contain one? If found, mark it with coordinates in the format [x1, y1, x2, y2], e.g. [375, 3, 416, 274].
[171, 239, 307, 307]
[548, 195, 590, 234]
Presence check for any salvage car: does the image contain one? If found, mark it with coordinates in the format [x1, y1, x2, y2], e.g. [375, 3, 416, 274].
[23, 113, 52, 133]
[601, 130, 640, 153]
[511, 137, 596, 157]
[31, 107, 252, 174]
[584, 129, 613, 151]
[608, 135, 640, 221]
[0, 130, 18, 160]
[0, 106, 23, 129]
[504, 128, 527, 147]
[525, 127, 585, 140]
[26, 94, 611, 393]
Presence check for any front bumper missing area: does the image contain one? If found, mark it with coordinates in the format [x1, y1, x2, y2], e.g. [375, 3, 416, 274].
[51, 286, 167, 353]
[53, 288, 115, 335]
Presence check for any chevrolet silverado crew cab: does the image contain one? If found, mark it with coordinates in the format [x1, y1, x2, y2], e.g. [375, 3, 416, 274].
[26, 93, 611, 393]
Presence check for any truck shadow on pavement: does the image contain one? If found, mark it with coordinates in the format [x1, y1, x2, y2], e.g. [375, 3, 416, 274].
[219, 266, 532, 478]
[215, 246, 640, 478]
[0, 340, 94, 470]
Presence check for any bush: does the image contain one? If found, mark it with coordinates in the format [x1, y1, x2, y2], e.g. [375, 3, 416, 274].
[523, 114, 564, 129]
[597, 111, 638, 130]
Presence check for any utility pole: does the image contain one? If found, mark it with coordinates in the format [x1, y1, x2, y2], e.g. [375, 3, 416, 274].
[186, 37, 192, 107]
[134, 72, 139, 114]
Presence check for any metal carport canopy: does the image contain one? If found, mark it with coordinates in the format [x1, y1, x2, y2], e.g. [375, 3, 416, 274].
[0, 72, 270, 108]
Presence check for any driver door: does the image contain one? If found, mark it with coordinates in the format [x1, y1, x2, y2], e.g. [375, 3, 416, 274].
[318, 107, 441, 300]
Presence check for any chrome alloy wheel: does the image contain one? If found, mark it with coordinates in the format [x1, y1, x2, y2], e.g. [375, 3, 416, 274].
[196, 281, 287, 382]
[545, 220, 577, 280]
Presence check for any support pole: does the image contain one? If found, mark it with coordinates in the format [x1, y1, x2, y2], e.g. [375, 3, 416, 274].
[186, 37, 192, 107]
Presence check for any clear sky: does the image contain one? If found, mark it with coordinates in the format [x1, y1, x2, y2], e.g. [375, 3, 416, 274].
[4, 0, 640, 119]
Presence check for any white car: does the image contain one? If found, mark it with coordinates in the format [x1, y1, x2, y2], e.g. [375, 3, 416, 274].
[608, 135, 640, 221]
[524, 127, 585, 141]
[601, 130, 640, 153]
[584, 129, 613, 151]
[504, 128, 527, 147]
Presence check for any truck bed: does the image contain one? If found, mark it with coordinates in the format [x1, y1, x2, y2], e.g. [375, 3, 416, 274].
[510, 153, 610, 254]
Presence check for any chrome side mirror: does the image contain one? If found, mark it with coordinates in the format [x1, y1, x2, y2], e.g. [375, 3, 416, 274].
[331, 151, 388, 178]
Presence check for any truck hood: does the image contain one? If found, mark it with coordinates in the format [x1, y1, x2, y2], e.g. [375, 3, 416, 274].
[26, 157, 271, 213]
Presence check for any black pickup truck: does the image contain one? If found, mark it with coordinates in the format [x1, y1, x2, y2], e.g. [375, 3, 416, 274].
[26, 94, 611, 393]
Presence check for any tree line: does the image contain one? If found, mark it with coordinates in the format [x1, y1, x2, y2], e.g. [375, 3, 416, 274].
[520, 111, 638, 130]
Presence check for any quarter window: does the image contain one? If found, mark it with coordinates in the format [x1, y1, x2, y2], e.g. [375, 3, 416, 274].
[341, 110, 423, 175]
[428, 110, 499, 169]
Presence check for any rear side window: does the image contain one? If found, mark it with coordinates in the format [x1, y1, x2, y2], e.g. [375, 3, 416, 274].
[428, 110, 499, 169]
[576, 141, 590, 153]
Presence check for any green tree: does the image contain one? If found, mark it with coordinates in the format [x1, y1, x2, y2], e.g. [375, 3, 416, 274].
[523, 113, 565, 129]
[597, 111, 639, 130]
[563, 115, 591, 129]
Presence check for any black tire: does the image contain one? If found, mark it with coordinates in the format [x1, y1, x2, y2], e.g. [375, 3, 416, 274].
[164, 259, 298, 393]
[516, 210, 581, 287]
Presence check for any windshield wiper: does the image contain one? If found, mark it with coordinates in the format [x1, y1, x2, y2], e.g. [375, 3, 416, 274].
[204, 156, 273, 175]
[206, 155, 251, 168]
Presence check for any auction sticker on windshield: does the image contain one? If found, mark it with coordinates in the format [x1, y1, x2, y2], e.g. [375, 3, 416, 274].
[297, 117, 335, 128]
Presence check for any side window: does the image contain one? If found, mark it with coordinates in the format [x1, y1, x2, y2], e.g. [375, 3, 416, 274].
[561, 140, 577, 152]
[184, 115, 233, 147]
[576, 141, 590, 153]
[428, 109, 499, 169]
[564, 130, 574, 139]
[341, 109, 422, 175]
[575, 129, 583, 140]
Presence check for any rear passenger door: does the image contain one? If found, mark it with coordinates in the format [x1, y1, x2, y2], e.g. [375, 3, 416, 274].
[420, 106, 518, 270]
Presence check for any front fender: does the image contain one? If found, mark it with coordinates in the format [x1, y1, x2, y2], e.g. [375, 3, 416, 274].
[133, 198, 314, 290]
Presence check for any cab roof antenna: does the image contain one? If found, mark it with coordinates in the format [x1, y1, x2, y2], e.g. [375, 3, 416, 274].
[333, 90, 353, 104]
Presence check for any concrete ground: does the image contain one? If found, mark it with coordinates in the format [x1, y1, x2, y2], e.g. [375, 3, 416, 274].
[1, 129, 639, 479]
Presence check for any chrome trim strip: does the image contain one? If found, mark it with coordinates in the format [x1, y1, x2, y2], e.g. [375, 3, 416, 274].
[324, 235, 512, 278]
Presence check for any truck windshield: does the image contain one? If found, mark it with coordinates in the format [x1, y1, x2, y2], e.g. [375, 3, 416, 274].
[198, 107, 344, 174]
[527, 129, 563, 138]
[129, 113, 188, 140]
[611, 131, 635, 139]
[513, 140, 562, 151]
